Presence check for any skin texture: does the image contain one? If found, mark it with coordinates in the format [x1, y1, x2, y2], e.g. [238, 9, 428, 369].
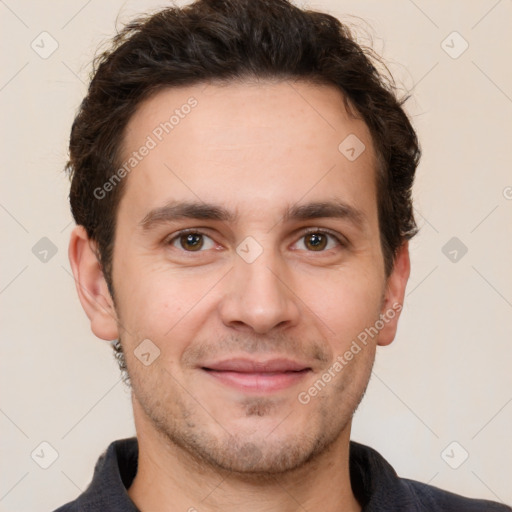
[69, 79, 410, 512]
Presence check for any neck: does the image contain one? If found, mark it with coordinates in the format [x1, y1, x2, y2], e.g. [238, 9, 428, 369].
[127, 402, 361, 512]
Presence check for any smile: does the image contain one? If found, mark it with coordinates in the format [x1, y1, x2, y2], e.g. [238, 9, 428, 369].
[201, 358, 312, 393]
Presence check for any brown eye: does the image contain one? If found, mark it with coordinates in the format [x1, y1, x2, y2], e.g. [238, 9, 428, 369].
[168, 231, 215, 252]
[304, 232, 328, 251]
[179, 233, 204, 251]
[294, 229, 344, 252]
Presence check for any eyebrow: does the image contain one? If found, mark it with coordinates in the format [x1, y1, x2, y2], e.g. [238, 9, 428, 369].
[138, 199, 365, 231]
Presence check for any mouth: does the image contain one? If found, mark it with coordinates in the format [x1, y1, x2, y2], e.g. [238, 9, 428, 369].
[201, 358, 312, 393]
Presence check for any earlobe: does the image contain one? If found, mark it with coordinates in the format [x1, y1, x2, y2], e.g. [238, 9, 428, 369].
[68, 225, 119, 341]
[377, 242, 411, 347]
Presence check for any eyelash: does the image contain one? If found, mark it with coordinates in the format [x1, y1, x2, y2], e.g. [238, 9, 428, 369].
[165, 227, 347, 253]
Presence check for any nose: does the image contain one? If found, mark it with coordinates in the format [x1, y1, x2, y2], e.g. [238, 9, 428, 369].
[218, 248, 301, 335]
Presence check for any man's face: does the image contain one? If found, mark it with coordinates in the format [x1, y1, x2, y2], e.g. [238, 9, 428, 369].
[105, 80, 406, 473]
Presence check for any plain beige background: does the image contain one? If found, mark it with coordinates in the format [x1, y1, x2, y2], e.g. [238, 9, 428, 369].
[1, 0, 511, 510]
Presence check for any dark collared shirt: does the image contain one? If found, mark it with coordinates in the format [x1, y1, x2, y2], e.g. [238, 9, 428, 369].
[53, 437, 511, 511]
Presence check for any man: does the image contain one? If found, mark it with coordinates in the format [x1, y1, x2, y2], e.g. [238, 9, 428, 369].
[56, 0, 511, 510]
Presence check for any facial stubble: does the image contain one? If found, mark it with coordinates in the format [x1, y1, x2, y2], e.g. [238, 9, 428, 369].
[125, 335, 376, 479]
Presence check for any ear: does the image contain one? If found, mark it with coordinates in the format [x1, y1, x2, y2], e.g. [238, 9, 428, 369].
[377, 242, 410, 347]
[68, 225, 119, 341]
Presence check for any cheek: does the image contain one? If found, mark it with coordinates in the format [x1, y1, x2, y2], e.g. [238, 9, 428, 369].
[125, 284, 191, 340]
[114, 259, 218, 349]
[299, 266, 384, 345]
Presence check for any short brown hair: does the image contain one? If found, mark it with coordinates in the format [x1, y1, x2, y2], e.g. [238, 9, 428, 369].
[66, 0, 420, 301]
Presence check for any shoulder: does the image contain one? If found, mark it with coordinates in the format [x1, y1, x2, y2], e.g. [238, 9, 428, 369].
[401, 477, 512, 511]
[349, 441, 511, 512]
[50, 437, 139, 512]
[52, 503, 78, 512]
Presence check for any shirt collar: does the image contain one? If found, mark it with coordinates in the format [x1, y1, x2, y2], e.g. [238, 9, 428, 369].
[72, 437, 419, 511]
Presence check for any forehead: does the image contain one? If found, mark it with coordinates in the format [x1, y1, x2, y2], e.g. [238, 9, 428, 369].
[117, 79, 378, 227]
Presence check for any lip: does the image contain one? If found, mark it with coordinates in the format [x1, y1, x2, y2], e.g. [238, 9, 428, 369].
[201, 358, 312, 393]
